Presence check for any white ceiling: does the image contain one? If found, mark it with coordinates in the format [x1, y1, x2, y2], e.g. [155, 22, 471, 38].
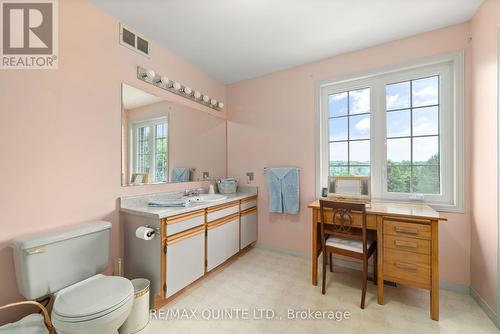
[92, 0, 482, 84]
[122, 84, 163, 109]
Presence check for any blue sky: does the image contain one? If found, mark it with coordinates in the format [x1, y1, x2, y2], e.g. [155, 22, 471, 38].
[329, 76, 439, 164]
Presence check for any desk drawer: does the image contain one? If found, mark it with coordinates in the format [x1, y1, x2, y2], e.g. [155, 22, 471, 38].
[384, 235, 431, 255]
[384, 248, 430, 289]
[316, 210, 376, 230]
[384, 220, 431, 240]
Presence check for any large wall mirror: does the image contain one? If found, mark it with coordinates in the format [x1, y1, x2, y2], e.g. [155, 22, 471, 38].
[121, 84, 226, 186]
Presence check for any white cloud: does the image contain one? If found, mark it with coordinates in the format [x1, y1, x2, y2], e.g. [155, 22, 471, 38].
[331, 92, 347, 101]
[355, 117, 370, 131]
[386, 94, 399, 109]
[349, 89, 369, 113]
[413, 86, 438, 106]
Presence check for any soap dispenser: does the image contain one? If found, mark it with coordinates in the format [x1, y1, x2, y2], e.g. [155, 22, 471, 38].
[209, 183, 215, 194]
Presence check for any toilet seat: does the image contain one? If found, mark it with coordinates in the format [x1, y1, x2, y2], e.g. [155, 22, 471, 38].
[52, 295, 133, 334]
[53, 274, 133, 322]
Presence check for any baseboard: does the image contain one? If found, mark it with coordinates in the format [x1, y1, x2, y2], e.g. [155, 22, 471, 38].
[439, 281, 470, 295]
[255, 242, 309, 258]
[470, 288, 500, 328]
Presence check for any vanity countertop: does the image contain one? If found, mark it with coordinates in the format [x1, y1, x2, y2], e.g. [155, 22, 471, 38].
[120, 192, 257, 219]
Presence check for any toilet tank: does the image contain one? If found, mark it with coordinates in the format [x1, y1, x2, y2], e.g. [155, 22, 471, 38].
[10, 221, 112, 300]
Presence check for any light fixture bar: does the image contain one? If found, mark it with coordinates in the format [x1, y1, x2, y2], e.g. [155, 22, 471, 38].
[136, 66, 224, 111]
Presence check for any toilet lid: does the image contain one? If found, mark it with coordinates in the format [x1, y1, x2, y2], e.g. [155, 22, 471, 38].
[53, 275, 133, 319]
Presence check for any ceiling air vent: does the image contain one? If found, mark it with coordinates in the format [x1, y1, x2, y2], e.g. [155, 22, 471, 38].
[119, 23, 150, 57]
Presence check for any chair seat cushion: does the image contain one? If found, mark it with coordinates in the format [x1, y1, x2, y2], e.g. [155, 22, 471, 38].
[326, 236, 374, 253]
[0, 313, 48, 334]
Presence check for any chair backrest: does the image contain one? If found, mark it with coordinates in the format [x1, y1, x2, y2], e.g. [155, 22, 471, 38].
[319, 199, 368, 254]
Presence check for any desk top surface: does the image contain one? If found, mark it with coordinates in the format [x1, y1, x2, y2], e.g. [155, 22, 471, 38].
[308, 200, 445, 221]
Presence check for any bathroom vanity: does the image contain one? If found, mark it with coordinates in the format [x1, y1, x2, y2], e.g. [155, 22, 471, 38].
[120, 190, 258, 308]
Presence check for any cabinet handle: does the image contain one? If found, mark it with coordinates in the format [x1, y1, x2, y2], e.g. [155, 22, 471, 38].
[394, 240, 418, 249]
[394, 226, 419, 235]
[395, 261, 418, 271]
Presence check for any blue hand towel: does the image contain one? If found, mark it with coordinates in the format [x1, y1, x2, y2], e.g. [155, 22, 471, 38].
[171, 167, 190, 183]
[148, 198, 190, 207]
[266, 167, 300, 214]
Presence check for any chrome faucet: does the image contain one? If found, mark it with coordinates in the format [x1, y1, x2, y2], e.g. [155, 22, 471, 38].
[184, 188, 203, 196]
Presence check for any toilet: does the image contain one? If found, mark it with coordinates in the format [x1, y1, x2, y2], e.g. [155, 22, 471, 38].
[10, 221, 134, 334]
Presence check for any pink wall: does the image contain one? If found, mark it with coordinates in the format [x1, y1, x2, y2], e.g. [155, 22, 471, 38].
[227, 23, 473, 287]
[0, 0, 226, 323]
[470, 0, 500, 313]
[1, 0, 498, 324]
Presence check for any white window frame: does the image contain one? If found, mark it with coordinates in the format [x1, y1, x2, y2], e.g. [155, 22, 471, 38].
[315, 51, 464, 212]
[129, 116, 168, 183]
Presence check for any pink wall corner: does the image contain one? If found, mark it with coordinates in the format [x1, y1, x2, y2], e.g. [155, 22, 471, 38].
[0, 0, 226, 323]
[227, 22, 473, 287]
[470, 0, 500, 312]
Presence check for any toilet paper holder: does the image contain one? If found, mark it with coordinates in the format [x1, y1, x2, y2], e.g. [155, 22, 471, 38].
[144, 225, 160, 238]
[135, 225, 160, 241]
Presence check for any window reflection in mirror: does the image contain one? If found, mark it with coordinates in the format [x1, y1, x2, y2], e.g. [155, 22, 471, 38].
[121, 84, 226, 186]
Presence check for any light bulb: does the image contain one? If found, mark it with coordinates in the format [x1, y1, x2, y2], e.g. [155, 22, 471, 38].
[203, 95, 210, 103]
[218, 102, 224, 108]
[210, 99, 217, 106]
[140, 69, 155, 80]
[194, 91, 202, 100]
[154, 76, 169, 86]
[184, 86, 193, 96]
[161, 76, 170, 85]
[173, 82, 182, 91]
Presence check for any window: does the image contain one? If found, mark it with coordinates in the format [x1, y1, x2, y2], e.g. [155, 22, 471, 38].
[317, 52, 464, 211]
[328, 88, 371, 176]
[154, 123, 168, 182]
[386, 76, 440, 194]
[136, 126, 150, 174]
[131, 117, 168, 183]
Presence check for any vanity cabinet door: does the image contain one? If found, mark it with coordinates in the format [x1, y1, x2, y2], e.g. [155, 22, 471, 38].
[165, 226, 205, 298]
[240, 208, 257, 249]
[206, 214, 239, 272]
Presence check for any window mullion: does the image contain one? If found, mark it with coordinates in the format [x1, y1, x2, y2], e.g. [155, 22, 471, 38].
[371, 80, 385, 200]
[150, 125, 156, 182]
[410, 80, 414, 193]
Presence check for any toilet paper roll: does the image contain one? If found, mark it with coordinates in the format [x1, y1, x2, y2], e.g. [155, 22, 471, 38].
[135, 226, 155, 241]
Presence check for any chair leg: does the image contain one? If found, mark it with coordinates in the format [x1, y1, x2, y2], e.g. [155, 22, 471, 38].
[329, 253, 333, 272]
[322, 250, 327, 295]
[361, 257, 368, 309]
[373, 250, 378, 286]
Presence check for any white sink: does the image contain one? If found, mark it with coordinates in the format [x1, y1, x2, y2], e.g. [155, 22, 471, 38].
[191, 194, 227, 203]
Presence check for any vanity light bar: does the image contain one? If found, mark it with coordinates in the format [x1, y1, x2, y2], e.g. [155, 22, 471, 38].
[137, 66, 224, 111]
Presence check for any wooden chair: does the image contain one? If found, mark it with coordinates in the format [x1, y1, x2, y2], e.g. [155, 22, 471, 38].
[0, 301, 55, 333]
[319, 199, 377, 309]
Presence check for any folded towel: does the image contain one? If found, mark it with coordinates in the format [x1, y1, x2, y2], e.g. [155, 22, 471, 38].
[148, 199, 190, 207]
[220, 178, 238, 183]
[266, 167, 300, 214]
[171, 167, 191, 183]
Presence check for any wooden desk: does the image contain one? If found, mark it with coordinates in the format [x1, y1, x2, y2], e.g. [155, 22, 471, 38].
[308, 200, 446, 320]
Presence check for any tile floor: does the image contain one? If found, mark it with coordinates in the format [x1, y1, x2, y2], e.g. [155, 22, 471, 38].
[141, 248, 498, 334]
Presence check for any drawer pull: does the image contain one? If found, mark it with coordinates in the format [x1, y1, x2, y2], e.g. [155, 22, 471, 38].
[394, 261, 418, 271]
[394, 240, 418, 249]
[394, 226, 419, 235]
